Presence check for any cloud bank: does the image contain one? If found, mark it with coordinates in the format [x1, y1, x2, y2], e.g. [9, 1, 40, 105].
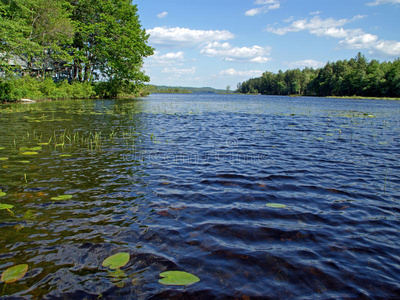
[265, 15, 400, 56]
[147, 27, 235, 47]
[200, 42, 272, 63]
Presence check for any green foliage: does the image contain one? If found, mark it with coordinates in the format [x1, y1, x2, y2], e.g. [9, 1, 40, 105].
[68, 0, 153, 87]
[237, 53, 400, 98]
[147, 85, 193, 94]
[0, 0, 153, 99]
[0, 76, 96, 101]
[0, 79, 18, 101]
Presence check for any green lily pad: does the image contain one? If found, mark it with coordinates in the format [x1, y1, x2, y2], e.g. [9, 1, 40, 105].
[1, 264, 28, 283]
[0, 157, 9, 161]
[28, 146, 42, 151]
[18, 161, 30, 164]
[59, 154, 72, 157]
[0, 190, 6, 197]
[158, 271, 200, 286]
[266, 203, 287, 209]
[102, 252, 130, 270]
[51, 195, 73, 201]
[0, 204, 13, 210]
[0, 147, 5, 150]
[21, 151, 38, 155]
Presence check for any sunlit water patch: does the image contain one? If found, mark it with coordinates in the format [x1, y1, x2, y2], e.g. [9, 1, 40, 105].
[0, 94, 400, 299]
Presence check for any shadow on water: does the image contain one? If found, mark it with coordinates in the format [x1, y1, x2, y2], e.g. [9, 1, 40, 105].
[0, 95, 400, 299]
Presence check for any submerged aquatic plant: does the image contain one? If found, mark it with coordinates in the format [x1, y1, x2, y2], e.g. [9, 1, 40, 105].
[158, 271, 200, 286]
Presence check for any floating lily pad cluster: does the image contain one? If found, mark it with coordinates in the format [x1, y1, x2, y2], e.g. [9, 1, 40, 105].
[101, 252, 200, 287]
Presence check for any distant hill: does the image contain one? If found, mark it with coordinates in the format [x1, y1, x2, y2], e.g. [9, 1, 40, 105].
[146, 85, 227, 94]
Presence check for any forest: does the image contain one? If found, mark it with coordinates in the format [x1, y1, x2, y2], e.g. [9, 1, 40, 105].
[237, 53, 400, 98]
[0, 0, 153, 101]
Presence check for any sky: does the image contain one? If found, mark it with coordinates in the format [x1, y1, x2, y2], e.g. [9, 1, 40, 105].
[134, 0, 400, 90]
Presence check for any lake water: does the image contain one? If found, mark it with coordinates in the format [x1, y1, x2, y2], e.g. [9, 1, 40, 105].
[0, 94, 400, 299]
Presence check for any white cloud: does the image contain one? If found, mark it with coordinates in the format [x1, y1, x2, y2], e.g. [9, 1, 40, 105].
[145, 51, 185, 66]
[265, 15, 400, 57]
[265, 15, 365, 36]
[162, 67, 196, 75]
[219, 69, 264, 77]
[339, 33, 379, 49]
[200, 42, 272, 63]
[147, 27, 235, 48]
[283, 60, 325, 69]
[157, 12, 168, 19]
[372, 40, 400, 56]
[245, 0, 281, 16]
[367, 0, 400, 6]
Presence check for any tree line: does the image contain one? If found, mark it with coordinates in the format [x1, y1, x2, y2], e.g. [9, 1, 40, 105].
[237, 53, 400, 98]
[0, 0, 153, 100]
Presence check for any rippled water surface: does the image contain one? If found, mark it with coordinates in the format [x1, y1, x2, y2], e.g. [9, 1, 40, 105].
[1, 94, 400, 299]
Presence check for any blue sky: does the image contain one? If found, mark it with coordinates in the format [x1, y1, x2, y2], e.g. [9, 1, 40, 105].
[134, 0, 400, 89]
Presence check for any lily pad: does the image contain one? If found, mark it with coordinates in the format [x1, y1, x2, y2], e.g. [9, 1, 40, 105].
[0, 157, 8, 161]
[266, 203, 287, 209]
[0, 147, 5, 150]
[158, 271, 200, 286]
[18, 161, 30, 164]
[0, 190, 6, 197]
[28, 146, 42, 151]
[102, 252, 130, 270]
[59, 154, 72, 157]
[21, 151, 39, 155]
[51, 195, 73, 201]
[1, 264, 28, 283]
[0, 204, 13, 210]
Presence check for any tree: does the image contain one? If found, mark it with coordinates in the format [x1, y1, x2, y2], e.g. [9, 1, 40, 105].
[0, 0, 73, 78]
[27, 0, 74, 78]
[69, 0, 154, 96]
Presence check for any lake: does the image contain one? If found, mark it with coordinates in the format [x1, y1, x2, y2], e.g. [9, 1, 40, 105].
[0, 94, 400, 299]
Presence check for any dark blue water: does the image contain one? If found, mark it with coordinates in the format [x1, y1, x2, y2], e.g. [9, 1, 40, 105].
[0, 94, 400, 299]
